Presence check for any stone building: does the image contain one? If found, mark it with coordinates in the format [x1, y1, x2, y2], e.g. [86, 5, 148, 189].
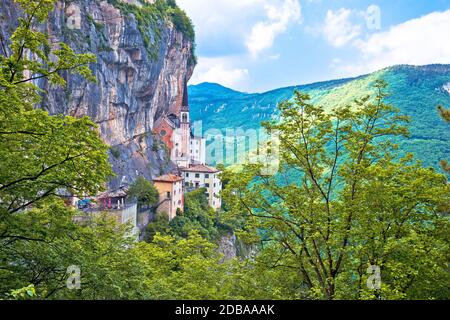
[153, 174, 184, 221]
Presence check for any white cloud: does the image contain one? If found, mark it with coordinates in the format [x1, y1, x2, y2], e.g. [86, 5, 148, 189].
[178, 0, 302, 90]
[327, 9, 450, 78]
[177, 0, 270, 56]
[322, 8, 361, 47]
[189, 57, 249, 89]
[178, 0, 301, 58]
[246, 0, 302, 57]
[353, 9, 450, 70]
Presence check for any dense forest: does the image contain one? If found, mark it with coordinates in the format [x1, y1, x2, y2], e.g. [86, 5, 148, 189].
[0, 0, 448, 300]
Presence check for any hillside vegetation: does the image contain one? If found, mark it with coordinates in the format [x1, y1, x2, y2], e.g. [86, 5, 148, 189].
[189, 65, 450, 169]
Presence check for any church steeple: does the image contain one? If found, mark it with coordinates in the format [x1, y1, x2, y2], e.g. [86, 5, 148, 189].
[181, 79, 189, 112]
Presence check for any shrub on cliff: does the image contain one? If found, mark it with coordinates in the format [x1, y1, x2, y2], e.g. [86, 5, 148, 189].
[128, 176, 159, 207]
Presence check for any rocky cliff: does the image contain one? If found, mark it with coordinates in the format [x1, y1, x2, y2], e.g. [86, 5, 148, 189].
[0, 0, 195, 188]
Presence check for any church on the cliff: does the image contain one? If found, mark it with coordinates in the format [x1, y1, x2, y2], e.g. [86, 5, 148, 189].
[72, 81, 222, 240]
[153, 80, 222, 214]
[153, 81, 206, 168]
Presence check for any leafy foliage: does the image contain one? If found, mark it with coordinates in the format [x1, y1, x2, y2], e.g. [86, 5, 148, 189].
[0, 0, 113, 298]
[437, 105, 450, 172]
[128, 176, 159, 207]
[134, 232, 243, 300]
[221, 81, 450, 299]
[166, 4, 195, 42]
[169, 188, 220, 241]
[2, 0, 448, 301]
[145, 188, 226, 242]
[145, 212, 171, 242]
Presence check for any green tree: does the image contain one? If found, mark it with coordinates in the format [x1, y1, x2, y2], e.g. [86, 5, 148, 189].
[146, 189, 225, 242]
[169, 188, 220, 241]
[222, 81, 450, 300]
[135, 231, 244, 300]
[145, 212, 171, 242]
[0, 0, 113, 298]
[437, 105, 450, 172]
[1, 206, 143, 299]
[128, 176, 159, 208]
[0, 0, 110, 215]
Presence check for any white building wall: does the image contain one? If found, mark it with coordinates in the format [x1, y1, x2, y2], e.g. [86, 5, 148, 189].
[183, 171, 222, 210]
[120, 203, 139, 240]
[190, 137, 206, 165]
[171, 128, 190, 168]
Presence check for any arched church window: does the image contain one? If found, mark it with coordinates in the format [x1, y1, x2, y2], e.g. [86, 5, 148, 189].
[182, 113, 188, 123]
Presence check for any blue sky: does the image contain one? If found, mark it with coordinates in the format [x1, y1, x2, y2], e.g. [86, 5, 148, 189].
[177, 0, 450, 93]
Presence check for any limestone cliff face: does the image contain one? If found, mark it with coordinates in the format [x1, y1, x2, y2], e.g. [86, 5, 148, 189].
[0, 0, 195, 188]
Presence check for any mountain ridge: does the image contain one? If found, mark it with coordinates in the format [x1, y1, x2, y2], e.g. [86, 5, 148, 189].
[189, 64, 450, 170]
[190, 64, 450, 95]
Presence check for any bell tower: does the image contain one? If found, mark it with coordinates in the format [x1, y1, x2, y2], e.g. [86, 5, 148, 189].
[179, 80, 191, 167]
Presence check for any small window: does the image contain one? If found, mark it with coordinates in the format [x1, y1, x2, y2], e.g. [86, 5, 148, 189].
[160, 130, 167, 136]
[185, 182, 189, 187]
[178, 200, 182, 205]
[214, 183, 216, 187]
[205, 183, 210, 188]
[205, 174, 210, 178]
[195, 173, 200, 178]
[174, 190, 176, 195]
[185, 173, 189, 177]
[167, 192, 171, 199]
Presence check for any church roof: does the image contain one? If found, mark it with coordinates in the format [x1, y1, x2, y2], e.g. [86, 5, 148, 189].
[97, 187, 128, 199]
[180, 164, 221, 174]
[153, 174, 183, 183]
[154, 114, 177, 130]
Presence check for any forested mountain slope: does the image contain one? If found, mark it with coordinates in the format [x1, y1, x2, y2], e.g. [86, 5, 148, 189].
[189, 65, 450, 169]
